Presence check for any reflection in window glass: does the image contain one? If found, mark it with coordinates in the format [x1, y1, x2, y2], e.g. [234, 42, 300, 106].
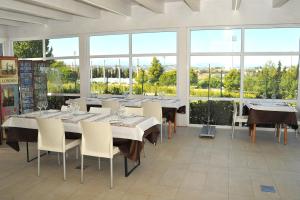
[244, 56, 298, 99]
[190, 56, 240, 97]
[90, 34, 129, 55]
[47, 37, 79, 57]
[48, 59, 80, 93]
[90, 58, 129, 95]
[132, 56, 176, 96]
[245, 28, 300, 52]
[13, 40, 44, 58]
[191, 29, 241, 53]
[132, 32, 177, 54]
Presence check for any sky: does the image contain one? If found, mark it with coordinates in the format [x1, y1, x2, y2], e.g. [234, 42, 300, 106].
[48, 28, 300, 68]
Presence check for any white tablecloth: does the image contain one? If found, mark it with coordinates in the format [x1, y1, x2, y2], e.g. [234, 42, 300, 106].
[245, 102, 297, 113]
[66, 97, 183, 109]
[2, 110, 160, 142]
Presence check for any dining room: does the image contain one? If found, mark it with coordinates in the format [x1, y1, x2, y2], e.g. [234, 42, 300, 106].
[1, 0, 300, 199]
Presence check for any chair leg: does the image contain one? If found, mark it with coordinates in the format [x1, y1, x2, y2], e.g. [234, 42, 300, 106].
[98, 157, 101, 171]
[110, 158, 113, 189]
[38, 150, 40, 176]
[160, 124, 163, 143]
[63, 152, 66, 181]
[57, 152, 60, 166]
[76, 147, 79, 160]
[81, 155, 84, 183]
[232, 123, 235, 139]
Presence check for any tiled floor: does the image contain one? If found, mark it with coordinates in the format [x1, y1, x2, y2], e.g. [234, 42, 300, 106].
[1, 127, 300, 200]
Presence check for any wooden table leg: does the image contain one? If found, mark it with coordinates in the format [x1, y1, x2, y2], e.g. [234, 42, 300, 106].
[249, 125, 252, 136]
[252, 123, 256, 143]
[284, 124, 287, 145]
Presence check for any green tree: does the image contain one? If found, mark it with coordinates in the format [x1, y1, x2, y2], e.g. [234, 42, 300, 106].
[148, 57, 164, 84]
[159, 70, 176, 86]
[13, 39, 52, 58]
[280, 66, 297, 99]
[190, 68, 198, 85]
[224, 68, 240, 92]
[135, 68, 148, 84]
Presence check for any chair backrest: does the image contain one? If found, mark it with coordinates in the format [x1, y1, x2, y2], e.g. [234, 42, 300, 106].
[80, 121, 113, 158]
[142, 101, 162, 123]
[124, 107, 143, 116]
[89, 107, 111, 115]
[102, 100, 120, 113]
[78, 98, 87, 112]
[61, 105, 69, 112]
[36, 118, 65, 152]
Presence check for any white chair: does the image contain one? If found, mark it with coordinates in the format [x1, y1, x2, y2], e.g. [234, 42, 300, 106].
[232, 101, 248, 139]
[124, 106, 143, 116]
[142, 101, 166, 143]
[80, 121, 120, 189]
[89, 107, 111, 115]
[102, 100, 120, 113]
[36, 118, 80, 180]
[78, 98, 87, 112]
[61, 105, 69, 112]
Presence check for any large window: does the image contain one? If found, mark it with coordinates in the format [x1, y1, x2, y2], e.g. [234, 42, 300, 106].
[90, 34, 129, 95]
[47, 37, 80, 94]
[90, 31, 177, 96]
[13, 40, 44, 58]
[190, 27, 300, 125]
[132, 32, 177, 96]
[244, 28, 300, 100]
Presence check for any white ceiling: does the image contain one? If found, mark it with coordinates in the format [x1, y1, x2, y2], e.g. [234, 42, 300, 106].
[0, 0, 292, 27]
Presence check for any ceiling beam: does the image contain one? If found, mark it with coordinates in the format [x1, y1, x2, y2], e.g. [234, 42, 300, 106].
[273, 0, 290, 8]
[232, 0, 242, 10]
[0, 19, 28, 26]
[134, 0, 164, 13]
[78, 0, 131, 16]
[184, 0, 200, 12]
[0, 10, 48, 25]
[0, 0, 72, 21]
[22, 0, 101, 18]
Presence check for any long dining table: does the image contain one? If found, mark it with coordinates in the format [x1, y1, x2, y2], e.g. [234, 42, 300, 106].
[66, 96, 186, 137]
[2, 110, 160, 176]
[245, 101, 298, 144]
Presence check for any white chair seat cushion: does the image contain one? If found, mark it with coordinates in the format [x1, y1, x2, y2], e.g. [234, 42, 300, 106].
[65, 139, 81, 151]
[82, 146, 120, 158]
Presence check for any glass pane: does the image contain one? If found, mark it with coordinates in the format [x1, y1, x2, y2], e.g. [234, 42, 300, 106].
[190, 56, 240, 97]
[132, 56, 176, 96]
[13, 40, 43, 58]
[90, 58, 129, 95]
[47, 37, 79, 57]
[90, 34, 129, 55]
[245, 28, 300, 52]
[191, 29, 241, 53]
[189, 100, 233, 125]
[48, 59, 80, 93]
[132, 32, 177, 54]
[244, 56, 298, 99]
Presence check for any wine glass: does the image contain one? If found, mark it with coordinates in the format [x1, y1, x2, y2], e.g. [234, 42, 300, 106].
[37, 102, 43, 115]
[43, 101, 48, 111]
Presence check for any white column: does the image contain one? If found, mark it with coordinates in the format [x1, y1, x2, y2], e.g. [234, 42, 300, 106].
[177, 27, 189, 126]
[79, 34, 90, 98]
[3, 38, 13, 56]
